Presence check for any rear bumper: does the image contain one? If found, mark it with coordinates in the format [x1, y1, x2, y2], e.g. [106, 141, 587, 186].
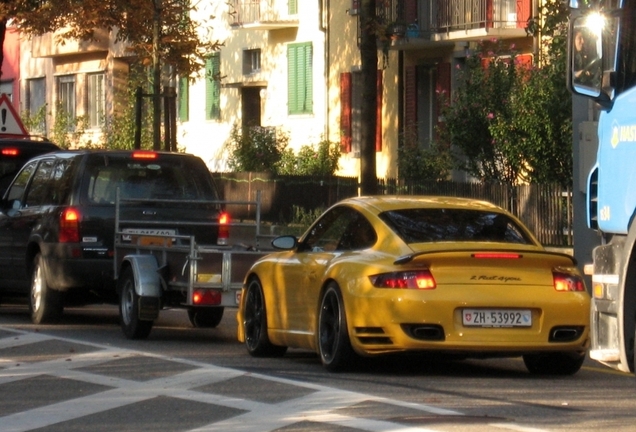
[44, 256, 115, 292]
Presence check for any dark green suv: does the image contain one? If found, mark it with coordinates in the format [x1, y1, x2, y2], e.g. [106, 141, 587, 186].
[0, 150, 225, 323]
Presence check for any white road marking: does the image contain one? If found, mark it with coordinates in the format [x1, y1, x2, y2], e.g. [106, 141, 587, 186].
[0, 326, 549, 432]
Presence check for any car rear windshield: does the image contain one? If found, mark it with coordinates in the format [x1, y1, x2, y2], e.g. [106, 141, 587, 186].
[84, 154, 219, 204]
[379, 208, 532, 244]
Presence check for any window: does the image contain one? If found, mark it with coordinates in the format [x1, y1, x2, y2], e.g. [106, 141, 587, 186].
[26, 78, 46, 133]
[287, 42, 313, 115]
[25, 159, 55, 207]
[289, 0, 298, 15]
[87, 73, 105, 129]
[243, 49, 261, 75]
[57, 75, 76, 127]
[300, 206, 375, 252]
[178, 76, 189, 122]
[0, 81, 13, 101]
[379, 209, 532, 244]
[205, 53, 221, 120]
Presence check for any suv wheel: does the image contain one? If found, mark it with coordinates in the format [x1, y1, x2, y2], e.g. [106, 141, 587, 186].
[30, 253, 63, 324]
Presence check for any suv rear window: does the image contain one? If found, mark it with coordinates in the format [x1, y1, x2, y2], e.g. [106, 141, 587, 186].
[84, 153, 218, 204]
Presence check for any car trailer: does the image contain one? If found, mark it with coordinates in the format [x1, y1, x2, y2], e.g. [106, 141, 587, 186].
[113, 191, 270, 339]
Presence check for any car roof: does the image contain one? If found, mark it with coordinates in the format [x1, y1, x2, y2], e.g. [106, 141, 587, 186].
[0, 136, 60, 151]
[28, 149, 202, 159]
[342, 195, 503, 213]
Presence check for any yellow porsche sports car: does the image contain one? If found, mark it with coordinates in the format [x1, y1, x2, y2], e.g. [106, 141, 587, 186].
[237, 196, 590, 374]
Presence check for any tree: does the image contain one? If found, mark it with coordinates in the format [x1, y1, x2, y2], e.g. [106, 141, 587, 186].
[439, 0, 572, 187]
[359, 0, 379, 195]
[0, 0, 222, 148]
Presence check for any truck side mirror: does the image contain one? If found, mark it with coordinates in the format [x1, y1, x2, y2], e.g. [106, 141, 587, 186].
[570, 16, 603, 97]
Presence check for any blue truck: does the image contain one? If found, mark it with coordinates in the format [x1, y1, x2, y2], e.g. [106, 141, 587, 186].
[568, 0, 636, 373]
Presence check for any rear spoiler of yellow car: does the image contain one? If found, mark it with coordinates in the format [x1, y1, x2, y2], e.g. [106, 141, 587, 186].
[394, 249, 577, 266]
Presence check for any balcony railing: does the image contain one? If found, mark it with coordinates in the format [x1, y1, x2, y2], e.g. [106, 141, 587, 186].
[229, 0, 299, 29]
[385, 0, 530, 41]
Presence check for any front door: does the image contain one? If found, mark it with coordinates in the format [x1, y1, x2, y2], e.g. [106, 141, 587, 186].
[241, 86, 263, 131]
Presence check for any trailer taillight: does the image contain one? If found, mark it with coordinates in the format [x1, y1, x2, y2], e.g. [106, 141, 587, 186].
[60, 208, 81, 243]
[218, 212, 229, 246]
[192, 289, 222, 305]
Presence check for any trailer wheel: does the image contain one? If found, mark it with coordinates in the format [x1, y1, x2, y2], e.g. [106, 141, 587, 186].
[188, 307, 224, 328]
[30, 253, 63, 324]
[119, 267, 153, 339]
[523, 351, 585, 375]
[243, 277, 287, 357]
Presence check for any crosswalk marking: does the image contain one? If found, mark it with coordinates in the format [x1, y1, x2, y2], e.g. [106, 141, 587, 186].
[0, 326, 546, 432]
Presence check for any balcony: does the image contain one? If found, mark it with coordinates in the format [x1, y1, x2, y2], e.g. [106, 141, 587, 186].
[229, 0, 299, 30]
[31, 28, 110, 58]
[383, 0, 530, 47]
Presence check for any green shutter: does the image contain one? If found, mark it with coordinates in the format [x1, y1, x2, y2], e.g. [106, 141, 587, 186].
[287, 43, 313, 115]
[178, 76, 189, 122]
[205, 53, 221, 120]
[289, 0, 298, 15]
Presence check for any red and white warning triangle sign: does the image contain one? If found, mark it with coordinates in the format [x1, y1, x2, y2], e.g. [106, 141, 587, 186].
[0, 93, 28, 136]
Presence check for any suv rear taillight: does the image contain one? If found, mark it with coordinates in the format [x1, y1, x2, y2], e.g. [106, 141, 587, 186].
[60, 208, 81, 243]
[218, 212, 229, 246]
[1, 148, 18, 156]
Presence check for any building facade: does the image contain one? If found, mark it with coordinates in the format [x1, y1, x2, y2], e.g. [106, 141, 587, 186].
[10, 0, 535, 179]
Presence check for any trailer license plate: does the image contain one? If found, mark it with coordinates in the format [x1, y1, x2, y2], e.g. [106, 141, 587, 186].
[462, 309, 531, 327]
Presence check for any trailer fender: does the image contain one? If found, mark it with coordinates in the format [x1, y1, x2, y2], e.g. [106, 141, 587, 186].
[121, 255, 162, 298]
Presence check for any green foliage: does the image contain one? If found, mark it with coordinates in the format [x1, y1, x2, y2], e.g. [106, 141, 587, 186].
[397, 127, 452, 180]
[439, 20, 572, 186]
[20, 104, 47, 137]
[226, 124, 290, 173]
[101, 69, 154, 150]
[49, 103, 89, 149]
[290, 205, 324, 226]
[277, 139, 341, 176]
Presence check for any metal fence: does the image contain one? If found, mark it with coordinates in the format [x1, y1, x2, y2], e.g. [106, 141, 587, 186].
[212, 172, 573, 247]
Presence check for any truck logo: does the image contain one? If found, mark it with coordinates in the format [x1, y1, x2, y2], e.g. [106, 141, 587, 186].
[610, 119, 636, 148]
[600, 205, 611, 221]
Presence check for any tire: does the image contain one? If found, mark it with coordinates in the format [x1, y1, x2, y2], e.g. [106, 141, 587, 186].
[318, 282, 356, 372]
[30, 253, 63, 324]
[119, 267, 153, 340]
[242, 277, 287, 357]
[188, 307, 224, 328]
[523, 351, 586, 375]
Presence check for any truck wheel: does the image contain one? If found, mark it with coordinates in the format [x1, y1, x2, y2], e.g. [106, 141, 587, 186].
[119, 267, 153, 339]
[523, 351, 585, 375]
[188, 307, 224, 328]
[243, 277, 287, 357]
[318, 282, 356, 372]
[30, 253, 63, 324]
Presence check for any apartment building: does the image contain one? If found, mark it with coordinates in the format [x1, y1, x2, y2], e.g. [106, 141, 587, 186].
[17, 26, 129, 143]
[181, 0, 533, 177]
[11, 0, 535, 178]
